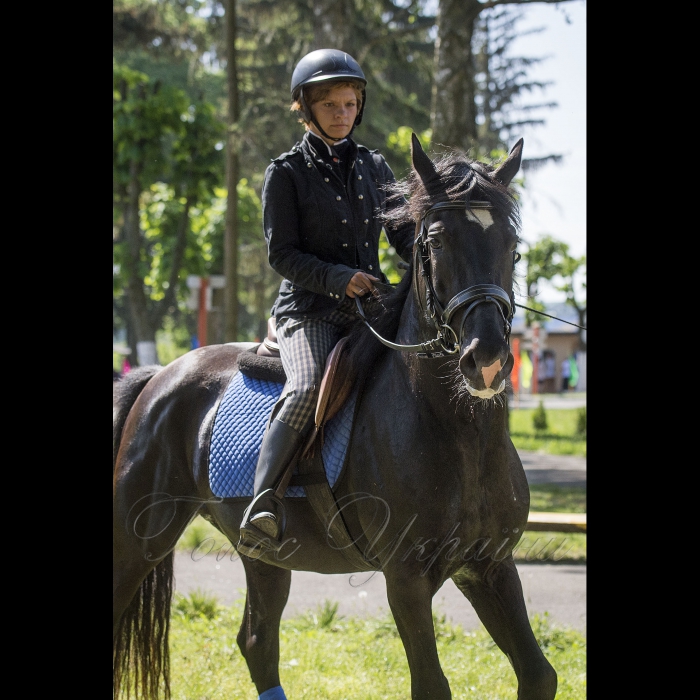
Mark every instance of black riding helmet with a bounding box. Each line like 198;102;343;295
291;49;367;140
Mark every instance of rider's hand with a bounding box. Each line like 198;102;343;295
345;271;381;299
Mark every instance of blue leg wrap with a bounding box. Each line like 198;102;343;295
258;686;287;700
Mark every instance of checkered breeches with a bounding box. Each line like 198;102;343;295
275;298;362;432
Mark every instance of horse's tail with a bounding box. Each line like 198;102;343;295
113;553;174;700
113;365;162;473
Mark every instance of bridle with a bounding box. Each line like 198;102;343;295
355;200;515;358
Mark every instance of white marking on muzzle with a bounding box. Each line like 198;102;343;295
465;379;506;399
481;359;502;388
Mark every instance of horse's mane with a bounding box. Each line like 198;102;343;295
337;147;521;397
382;148;521;232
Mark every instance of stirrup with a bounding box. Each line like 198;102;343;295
238;489;288;558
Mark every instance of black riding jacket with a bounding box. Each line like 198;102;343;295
263;131;415;319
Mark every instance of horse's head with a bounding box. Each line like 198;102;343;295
408;133;523;400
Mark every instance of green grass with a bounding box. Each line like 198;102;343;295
165;593;586;699
508;407;586;457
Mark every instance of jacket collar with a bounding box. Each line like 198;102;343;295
302;131;357;163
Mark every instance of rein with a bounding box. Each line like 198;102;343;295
355;199;586;357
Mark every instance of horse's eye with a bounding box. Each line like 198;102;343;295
428;238;442;249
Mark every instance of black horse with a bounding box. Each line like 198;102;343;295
113;134;558;699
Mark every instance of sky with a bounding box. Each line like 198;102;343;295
506;1;587;301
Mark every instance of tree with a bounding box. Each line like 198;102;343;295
224;0;240;341
113;0;580;362
520;234;586;349
520;234;568;323
473;6;559;165
431;0;580;158
113;62;225;365
553;251;586;350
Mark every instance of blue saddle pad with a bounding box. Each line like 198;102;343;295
208;371;357;498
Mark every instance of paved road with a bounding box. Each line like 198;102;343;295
173;552;586;633
173;448;587;635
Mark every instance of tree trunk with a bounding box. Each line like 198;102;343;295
159;193;193;316
431;0;482;152
312;0;355;53
124;157;159;365
224;0;240;342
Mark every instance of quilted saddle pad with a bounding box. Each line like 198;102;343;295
208;371;357;498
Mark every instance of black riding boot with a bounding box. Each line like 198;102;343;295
237;418;305;557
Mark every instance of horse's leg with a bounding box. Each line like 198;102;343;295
383;568;452;699
237;557;292;698
452;556;558;700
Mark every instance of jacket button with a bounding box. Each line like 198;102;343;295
324;177;329;182
364;219;369;224
342;243;348;247
357;175;363;180
368;265;373;270
307;162;312;168
336;196;341;201
329;292;334;297
335;294;340;298
358;194;363;200
358;159;363;164
341;219;347;224
364;242;369;247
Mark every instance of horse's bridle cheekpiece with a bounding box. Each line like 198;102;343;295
356;200;514;358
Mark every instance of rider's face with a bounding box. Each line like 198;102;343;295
310;86;359;144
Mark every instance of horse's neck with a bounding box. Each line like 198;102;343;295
391;294;462;413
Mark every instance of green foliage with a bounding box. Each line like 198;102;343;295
173;589;220;621
512;532;585;563
385;125;433;178
298;599;344;631
113;0;583;359
156;316;192;364
575;406;586;438
532;400;548;432
528;485;586;514
176;516;225;553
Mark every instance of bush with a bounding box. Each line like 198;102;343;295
575;406;586;437
532;400;548;432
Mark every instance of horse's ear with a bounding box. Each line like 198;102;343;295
411;132;442;194
493;138;524;187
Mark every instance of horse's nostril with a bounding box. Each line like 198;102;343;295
459;349;477;376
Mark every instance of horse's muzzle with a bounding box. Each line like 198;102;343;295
459;337;514;399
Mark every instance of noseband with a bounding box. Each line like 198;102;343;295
355;199;514;358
